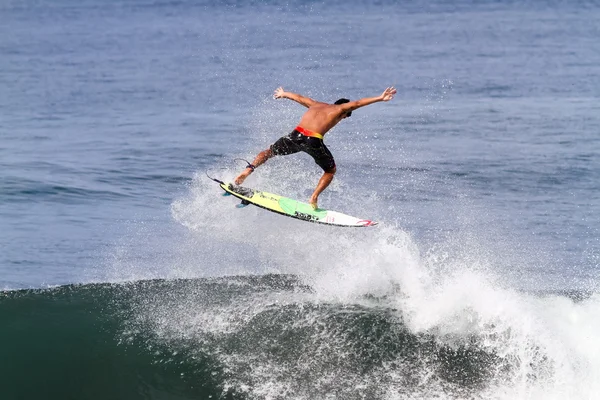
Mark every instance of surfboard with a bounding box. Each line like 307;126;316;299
213;179;377;227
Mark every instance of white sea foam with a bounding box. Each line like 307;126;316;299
163;167;600;399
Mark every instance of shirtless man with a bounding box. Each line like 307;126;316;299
235;86;397;209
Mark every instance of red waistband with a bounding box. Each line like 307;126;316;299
295;126;323;140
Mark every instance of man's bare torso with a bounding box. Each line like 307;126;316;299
296;103;345;136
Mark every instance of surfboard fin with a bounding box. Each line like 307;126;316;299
236;200;250;208
222;191;232;197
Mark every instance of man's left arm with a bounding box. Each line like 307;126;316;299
273;87;317;108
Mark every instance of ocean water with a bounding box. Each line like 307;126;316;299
1;0;599;399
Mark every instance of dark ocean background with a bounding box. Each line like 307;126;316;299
1;0;599;399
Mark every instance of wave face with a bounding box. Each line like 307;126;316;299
2;275;599;400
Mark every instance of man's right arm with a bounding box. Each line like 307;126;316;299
273;87;317;108
341;87;397;112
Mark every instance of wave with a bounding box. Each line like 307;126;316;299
0;173;191;205
0;176;134;205
2;275;599;400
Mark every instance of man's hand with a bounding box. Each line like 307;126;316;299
273;87;286;99
380;87;397;101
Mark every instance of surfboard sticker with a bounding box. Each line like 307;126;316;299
219;182;377;227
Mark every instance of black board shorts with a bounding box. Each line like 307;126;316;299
270;130;336;173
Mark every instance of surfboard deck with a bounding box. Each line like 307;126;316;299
218;182;377;227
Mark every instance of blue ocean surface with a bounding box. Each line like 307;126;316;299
1;0;599;399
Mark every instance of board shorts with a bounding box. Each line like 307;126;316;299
270;127;336;173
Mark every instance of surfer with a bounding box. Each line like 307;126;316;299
235;86;397;209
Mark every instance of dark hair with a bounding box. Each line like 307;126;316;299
334;98;352;117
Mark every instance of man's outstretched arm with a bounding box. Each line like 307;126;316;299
341;87;397;112
273;87;318;108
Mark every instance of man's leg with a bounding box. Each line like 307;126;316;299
235;133;300;185
309;167;336;210
234;148;273;185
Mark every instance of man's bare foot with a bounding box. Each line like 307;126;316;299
309;197;318;210
234;168;252;185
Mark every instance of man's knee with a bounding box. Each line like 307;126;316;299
325;166;336;175
261;148;274;159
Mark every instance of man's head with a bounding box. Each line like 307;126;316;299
334;98;352;118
